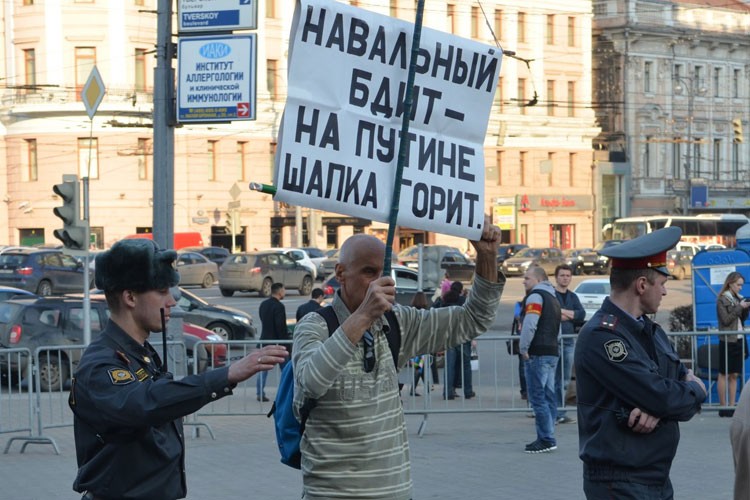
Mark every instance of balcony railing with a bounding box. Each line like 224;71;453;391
0;87;154;108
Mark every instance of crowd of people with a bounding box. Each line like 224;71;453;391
69;224;750;500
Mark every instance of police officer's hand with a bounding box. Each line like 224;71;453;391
227;345;289;384
683;368;707;395
627;408;660;433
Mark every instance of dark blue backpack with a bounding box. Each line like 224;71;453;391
267;306;400;469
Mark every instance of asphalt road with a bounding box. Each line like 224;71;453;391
185;274;695;335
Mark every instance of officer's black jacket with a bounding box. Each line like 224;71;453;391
575;297;705;485
70;320;234;500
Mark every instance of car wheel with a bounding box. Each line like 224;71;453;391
220;288;234;297
208;322;233;341
201;273;214;288
299;276;313;296
260;278;273;297
39;353;69;392
37;280;53;296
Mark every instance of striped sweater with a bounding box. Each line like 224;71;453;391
292;275;504;499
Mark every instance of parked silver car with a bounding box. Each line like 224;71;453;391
218;251;314;297
175;251;219;288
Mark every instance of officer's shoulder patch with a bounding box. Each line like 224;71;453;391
108;368;135;385
604;339;628;362
599;314;618;330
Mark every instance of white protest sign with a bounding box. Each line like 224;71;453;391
273;0;501;240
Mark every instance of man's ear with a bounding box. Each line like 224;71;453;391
334;263;344;283
634;276;648;296
122;289;137;308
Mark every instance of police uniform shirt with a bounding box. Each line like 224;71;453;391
70;319;234;499
575;297;705;484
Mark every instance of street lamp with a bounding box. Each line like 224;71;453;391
673;74;707;214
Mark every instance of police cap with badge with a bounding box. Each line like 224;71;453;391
95;238;180;292
598;226;682;277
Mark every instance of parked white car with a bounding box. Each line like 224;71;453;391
573;278;611;320
268;248;318;280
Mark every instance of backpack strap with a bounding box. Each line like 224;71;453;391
316;306;400;368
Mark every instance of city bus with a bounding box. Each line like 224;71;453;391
608;214;750;247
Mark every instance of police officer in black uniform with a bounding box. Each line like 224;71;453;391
70;239;288;500
575;227;706;499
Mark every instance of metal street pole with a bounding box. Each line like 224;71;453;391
153;0;175;249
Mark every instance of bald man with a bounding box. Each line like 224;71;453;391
292;218;506;500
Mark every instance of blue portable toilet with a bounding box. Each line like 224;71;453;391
692;223;750;404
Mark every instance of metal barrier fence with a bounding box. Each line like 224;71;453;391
193;331;746;437
1;330;746;452
0;341;188;454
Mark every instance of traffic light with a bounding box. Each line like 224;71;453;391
225;211;235;233
733;118;744;144
52;175;87;250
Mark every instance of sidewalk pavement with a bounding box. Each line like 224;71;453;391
1;408;735;499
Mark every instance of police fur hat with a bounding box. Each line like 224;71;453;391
95;238;180;292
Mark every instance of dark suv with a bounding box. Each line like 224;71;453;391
0;248;93;296
579;240;625;275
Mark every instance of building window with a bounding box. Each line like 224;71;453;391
267;59;278;100
494;77;503;111
390;0;397;18
567;81;575;117
495;150;503;185
673;64;683;81
567;17;575;47
713;139;721;179
693;66;703;90
135;48;147;92
78;138;98;179
25;139;37;181
75;47;96;98
692;141;702;177
208;140;218;181
520;151;528;186
672;140;682;179
546;14;554;45
733;69;741;98
135;0;145;6
546;152;554;186
517;12;526;43
494;9;502;40
644;136;652;177
568;153;576;187
732;143;740;180
447;4;456;34
518;78;527;115
644;61;652;93
471;7;480;38
546;80;555;116
713;67;721;98
266;0;276;18
137;138;149;180
237;141;247;180
22;0;33;5
23;49;36;89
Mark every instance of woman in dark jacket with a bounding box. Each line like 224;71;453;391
716;271;750;417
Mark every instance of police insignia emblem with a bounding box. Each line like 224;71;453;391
135;368;150;382
108;368;135;385
604;339;628;362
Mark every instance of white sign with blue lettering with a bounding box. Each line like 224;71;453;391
178;0;257;32
177;34;257;123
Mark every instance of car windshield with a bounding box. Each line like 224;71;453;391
177;288;208;306
0;254;26;267
0;302;20;325
576;282;611;294
594;240;623;251
514;248;541;258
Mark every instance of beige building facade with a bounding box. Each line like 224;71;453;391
593;0;750;222
0;0;598;252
